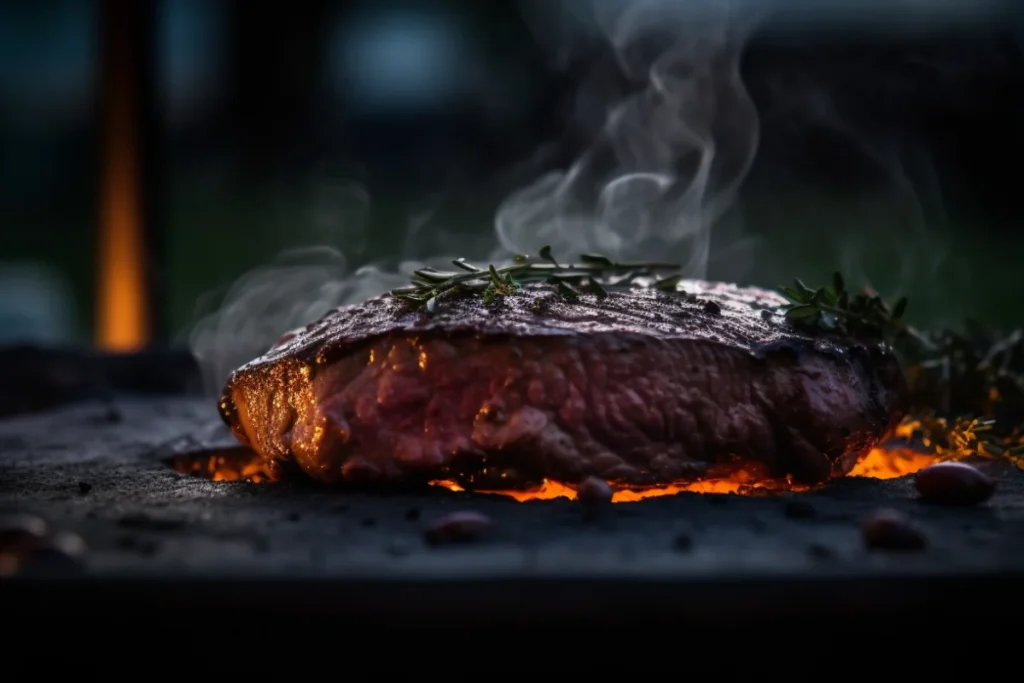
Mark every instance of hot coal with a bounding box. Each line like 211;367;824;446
221;280;907;489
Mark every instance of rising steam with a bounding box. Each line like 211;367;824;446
188;0;761;392
495;0;760;275
188;244;460;392
186;184;456;391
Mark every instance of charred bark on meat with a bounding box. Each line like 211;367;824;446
220;280;907;488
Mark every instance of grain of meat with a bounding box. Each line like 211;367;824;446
220;280;907;489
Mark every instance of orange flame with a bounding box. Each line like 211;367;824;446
431;465;813;502
170;420;945;499
95;1;147;351
429;447;938;502
426;420;942;501
170;449;279;484
846;447;937;479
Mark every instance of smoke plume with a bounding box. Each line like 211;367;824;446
187;183;456;391
188;0;762;391
495;0;760;275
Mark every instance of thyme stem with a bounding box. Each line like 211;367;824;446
388;247;681;306
778;272;1024;465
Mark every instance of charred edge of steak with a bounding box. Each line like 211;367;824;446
767;341;907;482
218;392;251;448
219;281;908;488
228;279;830;373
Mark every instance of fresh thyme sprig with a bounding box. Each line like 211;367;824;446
899;412;1024;464
778;273;1024;465
902;324;1024;418
778;273;908;342
778;274;1024;415
388;245;681;312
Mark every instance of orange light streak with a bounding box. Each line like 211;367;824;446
429;447;941;502
95;0;148;351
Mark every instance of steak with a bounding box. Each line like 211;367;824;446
219;280;907;488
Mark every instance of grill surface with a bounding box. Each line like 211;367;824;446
2;396;1024;622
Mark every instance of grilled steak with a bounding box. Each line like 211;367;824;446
219;280;907;488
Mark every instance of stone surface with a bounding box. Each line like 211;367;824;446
1;396;1024;583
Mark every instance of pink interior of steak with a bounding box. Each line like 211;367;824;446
226;328;904;488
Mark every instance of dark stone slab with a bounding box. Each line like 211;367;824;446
2;397;1024;622
0;345;202;419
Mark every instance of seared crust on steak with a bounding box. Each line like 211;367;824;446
220;280;907;488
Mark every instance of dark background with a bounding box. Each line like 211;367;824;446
1;0;1022;349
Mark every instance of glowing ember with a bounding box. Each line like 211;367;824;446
847;447;938;480
844;418;941;480
428;450;943;501
170;416;959;500
170;448;279;483
171;443;942;498
431;465;810;502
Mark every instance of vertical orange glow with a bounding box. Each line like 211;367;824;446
95;0;148;351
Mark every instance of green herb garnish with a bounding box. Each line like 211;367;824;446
778;273;908;341
778;273;1024;465
388;246;679;310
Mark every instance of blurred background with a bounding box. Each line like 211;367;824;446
1;0;1022;359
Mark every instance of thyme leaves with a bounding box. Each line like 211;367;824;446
388;246;680;311
779;274;907;341
778;274;1024;465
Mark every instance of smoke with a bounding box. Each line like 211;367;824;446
815;100;948;304
495;0;761;276
751;71;947;287
741;23;1013;326
186;182;452;391
188;0;763;392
